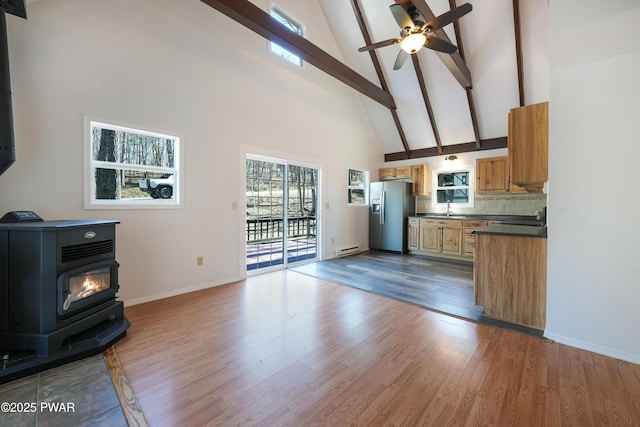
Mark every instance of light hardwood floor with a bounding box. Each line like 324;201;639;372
115;270;640;426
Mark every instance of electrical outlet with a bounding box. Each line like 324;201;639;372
197;256;204;266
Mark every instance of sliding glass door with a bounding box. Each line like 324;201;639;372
285;165;317;264
245;157;318;272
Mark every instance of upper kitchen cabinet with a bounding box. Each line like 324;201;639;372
508;102;548;190
379;165;428;196
411;164;429;196
476;156;508;193
476;156;527;194
379;166;411;181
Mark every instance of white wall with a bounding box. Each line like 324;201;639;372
546;2;640;363
0;0;383;304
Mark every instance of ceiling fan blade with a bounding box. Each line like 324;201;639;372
423;3;472;32
389;4;414;30
424;35;458;54
358;38;401;52
393;50;410;70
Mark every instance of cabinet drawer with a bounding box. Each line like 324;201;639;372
463;220;488;228
409;217;420;225
464;234;476;247
421;219;463;228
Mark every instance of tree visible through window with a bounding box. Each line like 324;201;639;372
348;169;368;205
86;119;181;208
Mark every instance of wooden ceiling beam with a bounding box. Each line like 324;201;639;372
384;137;507;161
449;0;480;149
200;0;395;109
349;0;410;155
513;0;525;106
395;0;472;88
411;55;443;155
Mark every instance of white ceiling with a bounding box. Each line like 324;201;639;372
319;0;549;155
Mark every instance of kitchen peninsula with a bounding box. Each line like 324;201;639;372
473;224;547;330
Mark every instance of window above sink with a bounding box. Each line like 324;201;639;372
432;168;475;208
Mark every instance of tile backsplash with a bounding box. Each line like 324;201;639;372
416;193;547;216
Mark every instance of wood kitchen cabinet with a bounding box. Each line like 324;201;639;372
407;217;420;251
476;156;528;194
462;220;488;258
476;156;508;193
379;166;411;181
411;164;429;196
395;166;411;179
474;233;547;329
509;102;548;190
419;219;462;256
379;167;396;180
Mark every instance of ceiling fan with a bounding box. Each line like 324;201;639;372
358;3;472;70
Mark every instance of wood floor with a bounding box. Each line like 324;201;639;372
115;270;640;426
291;251;483;321
291;251;543;337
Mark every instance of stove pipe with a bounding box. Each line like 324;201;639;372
0;1;26;176
0;11;15;176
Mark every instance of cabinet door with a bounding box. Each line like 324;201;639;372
442;227;462;255
395;166;411;179
411;164;429;196
379;168;395;180
476;157;508;193
419;224;440;252
509;102;548;186
408;219;419;251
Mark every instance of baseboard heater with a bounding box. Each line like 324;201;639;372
335;245;360;257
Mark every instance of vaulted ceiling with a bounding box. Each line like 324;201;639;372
204;0;549;160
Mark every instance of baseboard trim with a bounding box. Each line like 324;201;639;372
544;331;640;365
122;276;242;307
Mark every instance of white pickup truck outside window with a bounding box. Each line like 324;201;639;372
84;117;183;209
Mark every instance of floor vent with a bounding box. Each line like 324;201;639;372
335;245;360;257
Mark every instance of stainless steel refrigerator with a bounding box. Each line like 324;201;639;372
369;181;415;253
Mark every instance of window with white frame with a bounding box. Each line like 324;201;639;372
85;118;182;208
347;168;368;206
432;168;474;208
269;6;304;67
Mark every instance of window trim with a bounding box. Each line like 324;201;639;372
431;167;475;208
83;116;184;210
269;4;305;67
347;168;369;207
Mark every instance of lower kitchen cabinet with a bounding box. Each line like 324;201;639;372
462;220;488;258
474;233;547;329
418;219;462;256
409;217;488;261
408;217;419;251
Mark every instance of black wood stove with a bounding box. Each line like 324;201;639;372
0;215;130;384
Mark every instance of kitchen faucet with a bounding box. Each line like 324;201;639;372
446;200;452;217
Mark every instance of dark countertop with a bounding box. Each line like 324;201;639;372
414;214;541;226
472;224;547;238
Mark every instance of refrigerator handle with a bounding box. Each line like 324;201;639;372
380;190;385;225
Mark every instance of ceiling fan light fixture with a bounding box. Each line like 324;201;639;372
400;33;426;54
